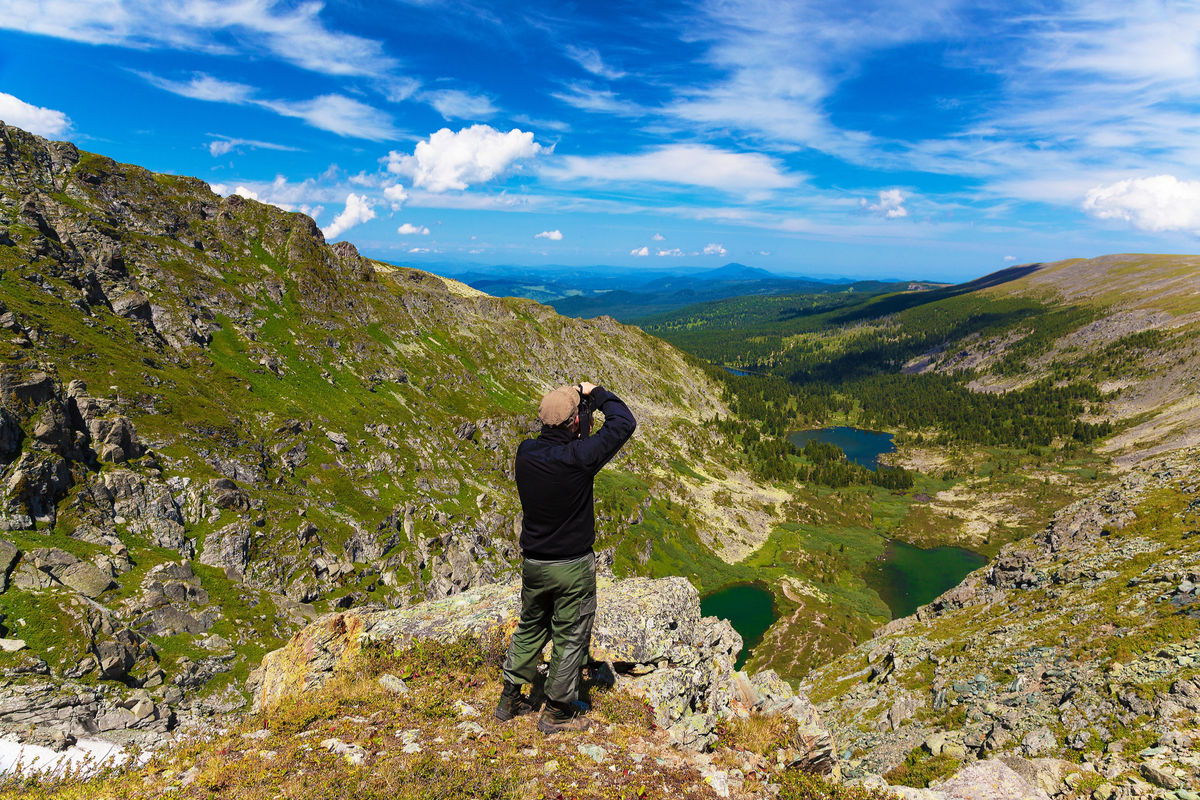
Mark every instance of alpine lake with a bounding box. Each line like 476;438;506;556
702;427;987;666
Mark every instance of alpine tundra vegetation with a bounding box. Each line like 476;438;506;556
2;120;1200;799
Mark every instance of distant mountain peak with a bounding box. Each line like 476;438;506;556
703;263;775;280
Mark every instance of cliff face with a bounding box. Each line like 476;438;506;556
0;123;783;746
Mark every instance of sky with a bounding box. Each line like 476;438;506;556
2;0;1200;281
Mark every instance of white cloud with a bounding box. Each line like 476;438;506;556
535;229;563;240
564;45;625;80
141;71;396;140
631;246;649;256
139;72;254;103
408;247;430;253
208;134;298;157
0;91;71;136
702;243;727;256
863;189;908;219
1083;174;1200;233
546;144;798;193
0;0;397;77
259;94;397;140
234;185;260;200
1004;255;1017;262
423;89;497;120
550;82;642;116
386;125;547;192
323;193;376;240
384;183;409;210
397;223;430;235
657;248;684;257
651;233;665;241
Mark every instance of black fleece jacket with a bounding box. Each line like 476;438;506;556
515;386;637;560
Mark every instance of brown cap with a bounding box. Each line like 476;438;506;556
538;384;580;426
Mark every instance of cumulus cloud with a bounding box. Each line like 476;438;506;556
651;232;665;241
545;144;798;192
657;248;684;257
1083;175;1200;232
323;193;376;240
0;91;71;136
535;229;563;240
631;246;649;256
1004;255;1017;262
863;188;908;218
423;89;497;120
386;125;547;192
408;247;430;253
383;183;409;210
397;223;430;235
702;243;727;256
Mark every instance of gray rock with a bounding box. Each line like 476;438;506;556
199;521;252;578
0;539;18;591
58;561;114;598
1140;763;1182;790
578;743;607;763
928;758;1051;799
0;638;26;652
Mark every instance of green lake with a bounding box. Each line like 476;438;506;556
866;539;988;618
700;582;776;670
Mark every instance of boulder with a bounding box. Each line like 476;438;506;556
0;539;18;591
58;561;115;598
0;371;55;406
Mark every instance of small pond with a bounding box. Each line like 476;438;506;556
723;366;750;376
787;426;896;470
866;539;988;619
700;582;776;670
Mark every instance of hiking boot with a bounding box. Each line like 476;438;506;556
537;709;593;735
494;684;536;722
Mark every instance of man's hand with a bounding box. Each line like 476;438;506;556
578;381;597;396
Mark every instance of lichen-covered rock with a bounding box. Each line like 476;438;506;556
252;575;837;766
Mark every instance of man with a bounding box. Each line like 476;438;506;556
495;380;636;734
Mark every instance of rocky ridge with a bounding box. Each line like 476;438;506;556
808;447;1200;799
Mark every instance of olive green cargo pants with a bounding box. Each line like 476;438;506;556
502;552;596;707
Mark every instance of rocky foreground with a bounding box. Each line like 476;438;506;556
809;447;1200;799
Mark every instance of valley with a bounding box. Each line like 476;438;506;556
2;120;1200;798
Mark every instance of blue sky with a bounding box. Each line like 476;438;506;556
2;0;1200;281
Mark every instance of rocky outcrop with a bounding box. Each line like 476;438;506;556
253;575;837;770
815;449;1200;795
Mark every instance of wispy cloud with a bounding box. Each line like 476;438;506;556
423;89;497;120
863;189;908;219
0;0;398;77
564;45;625;80
140;71;398;140
544;144;800;193
208;134;299;157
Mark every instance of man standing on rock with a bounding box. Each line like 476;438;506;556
495;381;636;733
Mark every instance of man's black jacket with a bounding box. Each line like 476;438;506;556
515;386;636;560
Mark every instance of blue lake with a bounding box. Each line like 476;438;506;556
723;366;750;376
700;583;776;670
788;426;896;470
